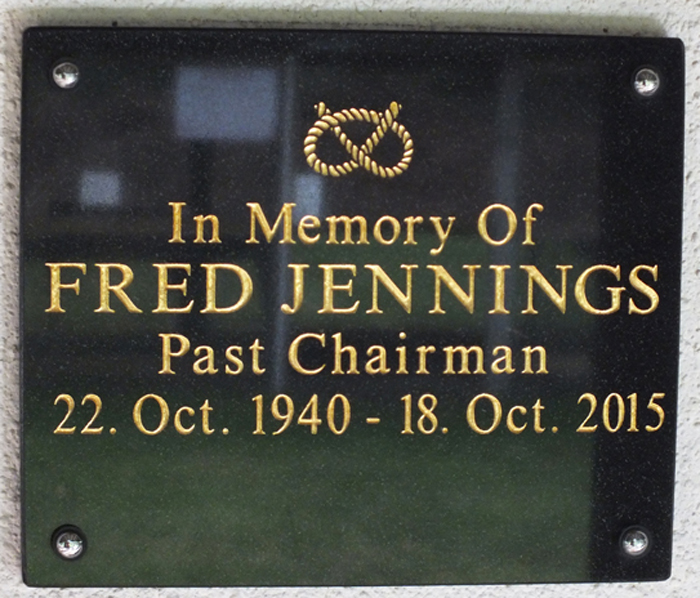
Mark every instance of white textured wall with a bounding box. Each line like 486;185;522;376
2;1;699;596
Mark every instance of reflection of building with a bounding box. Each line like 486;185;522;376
175;66;280;141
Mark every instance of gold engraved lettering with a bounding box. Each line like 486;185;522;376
603;393;625;433
373;215;401;245
396;332;408;374
327;394;351;435
522;203;544;245
478;204;517;246
491;346;515;374
628;264;660;315
532;399;546;433
627;393;640;432
298;394;321;434
646;393;665;432
298;215;321;244
304;101;413;178
576;393;598;433
193;214;221;244
168;202;186;244
416;345;436;374
252;394;265;435
133;394;169;436
200;399;214;435
225;346;244;374
153;264;194;313
332;332;359;374
288;332;326;375
522;346;548;374
272;394;295;434
200;264;253;314
443;346;486;374
94;263;142;313
326;215;369;245
401;394;414;434
365;345;390;374
574;264;624;315
246;202;296;244
281;264;309;315
429;216;455;255
318;264;359;314
159;333;191;374
428;265;480;314
466;393;502;435
284;333;547;377
416;394;439;434
403;216;423;245
521;265;571;314
45;262;87;313
174;406;195;435
80;394;104;435
193;345;218;375
53;394;76;434
249;338;265;374
489;265;510;314
506;405;527;434
365;264;416;314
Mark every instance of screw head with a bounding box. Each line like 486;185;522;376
52;525;86;560
633;67;660;97
620;526;651;558
52;62;80;89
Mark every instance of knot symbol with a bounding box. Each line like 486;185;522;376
303;101;414;178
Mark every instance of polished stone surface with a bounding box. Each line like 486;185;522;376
21;28;684;586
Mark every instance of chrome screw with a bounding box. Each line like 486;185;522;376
620;526;651;558
52;62;80;89
52;526;86;560
633;68;660;97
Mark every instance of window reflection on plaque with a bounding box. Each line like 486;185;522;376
79;170;123;210
174;66;280;141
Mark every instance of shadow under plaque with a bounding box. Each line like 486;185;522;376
20;27;684;587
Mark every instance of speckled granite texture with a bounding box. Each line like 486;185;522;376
2;1;700;596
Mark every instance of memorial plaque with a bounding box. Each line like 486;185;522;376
21;28;684;586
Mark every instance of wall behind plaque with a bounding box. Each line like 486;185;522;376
1;0;699;596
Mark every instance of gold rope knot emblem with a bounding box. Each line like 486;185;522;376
303;101;414;178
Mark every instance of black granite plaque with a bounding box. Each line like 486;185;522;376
21;27;684;586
